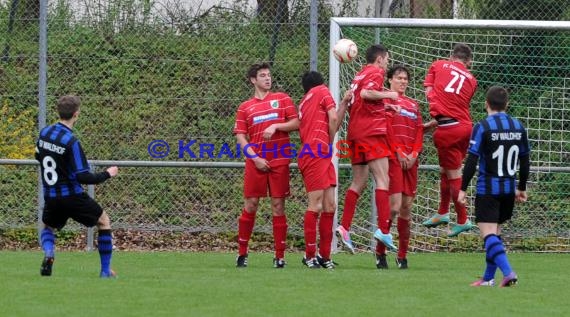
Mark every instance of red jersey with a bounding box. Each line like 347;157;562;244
423;60;477;124
385;95;423;155
298;84;336;151
233;92;298;166
347;65;387;140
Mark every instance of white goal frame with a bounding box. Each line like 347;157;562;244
328;18;570;253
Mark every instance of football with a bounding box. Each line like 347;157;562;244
333;38;358;63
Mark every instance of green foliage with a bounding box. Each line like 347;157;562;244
1;227;37;246
0;227;80;246
1;1;569;245
0;100;36;159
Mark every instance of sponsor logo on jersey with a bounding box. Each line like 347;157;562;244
399;108;418;120
253;112;279;124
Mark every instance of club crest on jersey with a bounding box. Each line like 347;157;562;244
270;100;279;109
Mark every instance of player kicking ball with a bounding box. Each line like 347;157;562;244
35;95;118;278
458;86;530;287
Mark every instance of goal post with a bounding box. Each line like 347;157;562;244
329;18;570;253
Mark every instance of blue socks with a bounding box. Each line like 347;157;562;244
98;230;113;274
484;234;512;278
41;228;55;258
483;256;498;281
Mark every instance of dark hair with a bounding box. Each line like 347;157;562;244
247;62;271;82
387;64;410;80
57;95;81;120
365;44;389;64
486;86;509;111
301;71;324;93
451;43;473;63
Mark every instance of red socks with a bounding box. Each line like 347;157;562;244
397;217;410;259
449;177;467;224
375;189;391;234
341;189;359;230
438;173;450;215
237;209;256;256
375;218;392;255
239;210;289;259
303;210;319;258
376;217;410;259
304;211;335;259
272;215;288;259
318;212;334;259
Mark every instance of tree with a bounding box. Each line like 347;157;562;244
257;0;289;23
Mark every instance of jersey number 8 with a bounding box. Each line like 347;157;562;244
42;156;58;186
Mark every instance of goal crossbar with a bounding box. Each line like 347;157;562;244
331;18;570;30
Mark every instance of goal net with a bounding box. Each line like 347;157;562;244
330;18;570;252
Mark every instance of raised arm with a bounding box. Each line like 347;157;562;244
361;89;398;101
334;89;352;132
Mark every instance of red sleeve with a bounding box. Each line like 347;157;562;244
423;62;437;87
283;95;298;119
362;71;384;92
233;106;248;135
321;89;336;112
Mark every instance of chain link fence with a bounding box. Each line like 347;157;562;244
1;0;569;251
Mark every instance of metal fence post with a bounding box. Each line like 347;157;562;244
36;0;48;244
309;0;318;71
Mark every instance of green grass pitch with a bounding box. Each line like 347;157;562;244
0;251;568;317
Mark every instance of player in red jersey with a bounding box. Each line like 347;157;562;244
335;44;400;259
375;65;423;269
422;43;478;237
297;71;351;269
233;62;300;268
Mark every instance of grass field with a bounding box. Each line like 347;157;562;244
0;251;568;317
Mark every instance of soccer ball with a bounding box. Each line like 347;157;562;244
333;39;358;63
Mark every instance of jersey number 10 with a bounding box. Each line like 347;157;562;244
492;144;520;177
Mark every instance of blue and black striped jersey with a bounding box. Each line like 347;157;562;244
35;123;90;199
468;112;530;195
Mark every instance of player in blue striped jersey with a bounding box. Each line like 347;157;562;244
458;86;530;287
35;95;119;278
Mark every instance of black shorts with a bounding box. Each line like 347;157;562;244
474;194;515;224
42;193;103;229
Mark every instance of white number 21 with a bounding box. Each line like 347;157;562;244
444;70;466;94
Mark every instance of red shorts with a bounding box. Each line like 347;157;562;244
243;160;290;198
344;135;391;165
388;158;418;196
433;122;472;169
299;157;336;192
